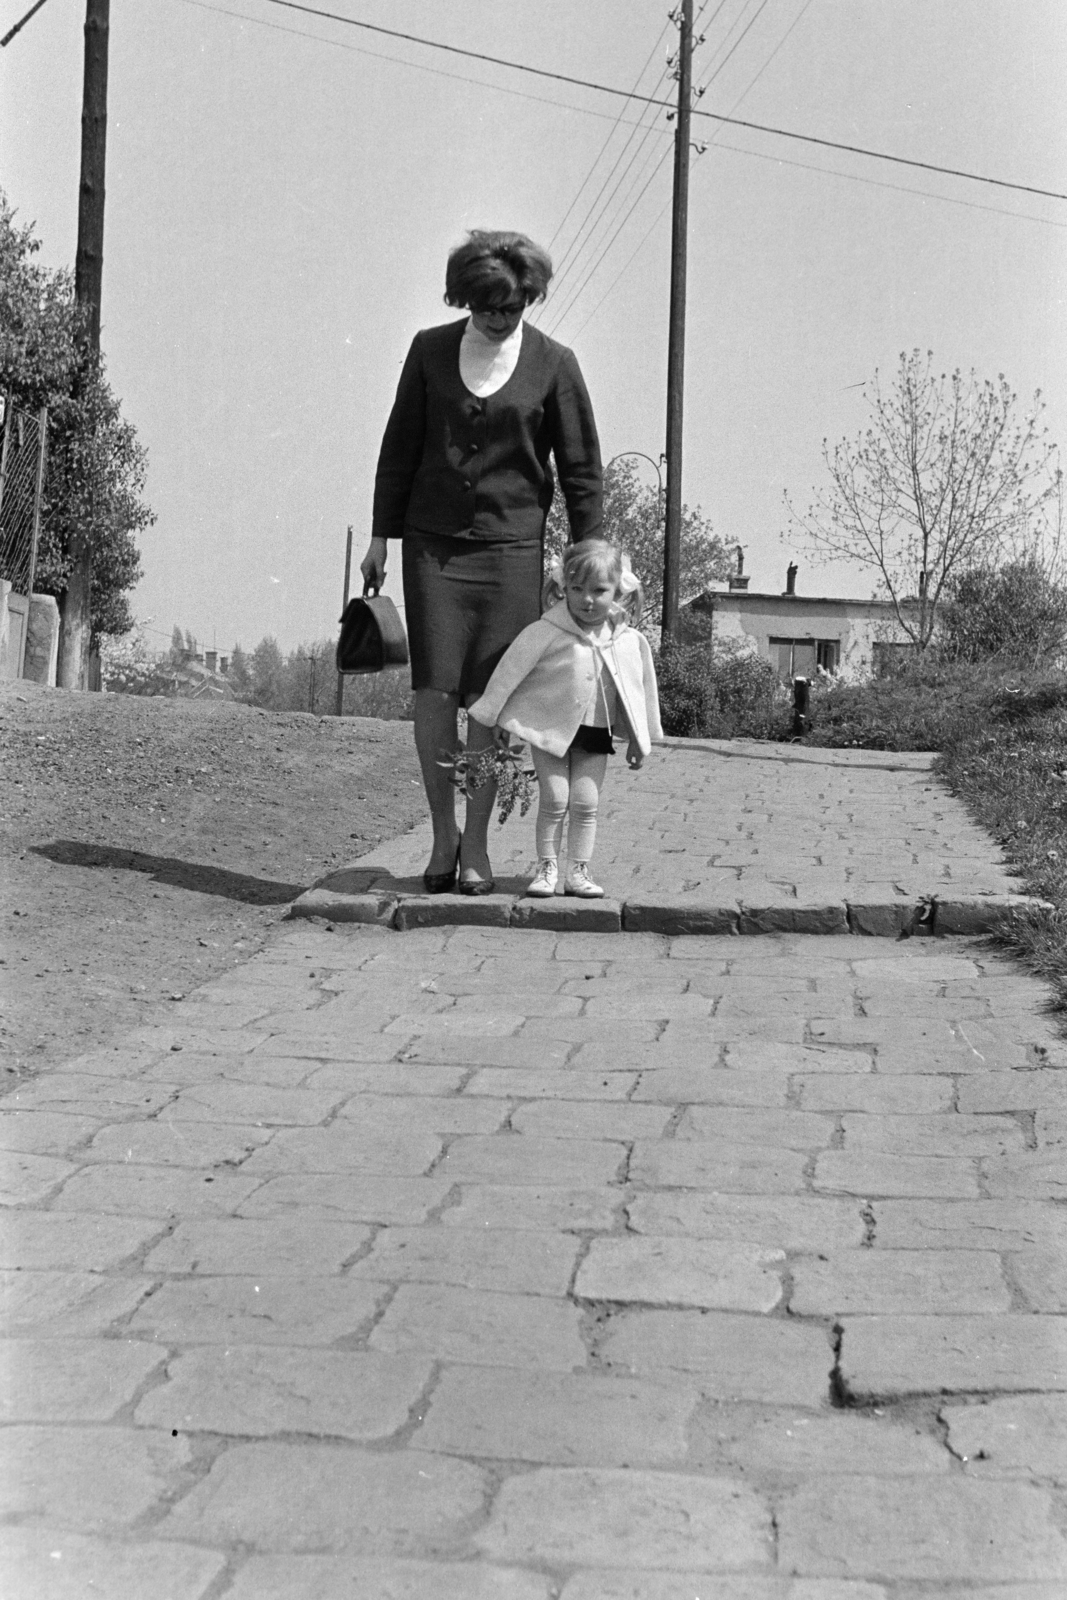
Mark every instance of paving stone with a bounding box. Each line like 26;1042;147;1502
569;1037;709;1072
872;1198;1067;1252
0;1111;106;1156
142;1215;372;1275
397;1035;573;1069
0;1528;225;1600
0;1270;152;1337
476;1465;772;1570
51;1164;265;1217
561;1577;887;1600
384;1010;526;1036
797;1074;954;1114
160;1441;486;1551
155;1081;344;1124
510;1101;673;1140
777;1475;1067;1580
238;1124;443;1176
627;1193;864;1251
83;1120;275;1167
705;1403;950;1482
842;1112;1026;1157
957;1071;1067;1113
941;1394;1067;1481
135;1345;431;1439
600;1310;832;1405
839;1315;1067;1397
237;1174;451;1223
630;1139;807;1194
126;1274;387;1345
576;1237;783;1311
814;1150;980;1198
223;1555;552;1600
0;1338;164;1422
442;1184;622;1233
0;1150;78;1204
738;903;849;935
1008;1247;1067;1311
677;1107;835;1150
465;1068;640;1100
304;1062;467;1095
983;1151;1067;1201
416;1366;699;1466
369;1283;586;1368
349;1224;580;1294
0;1425;191;1531
438;1134;627;1187
631;1068;792;1107
0;1210;162;1270
333;1092;508;1136
791;1249;1011;1315
5;1076;178;1119
723;1042;873;1075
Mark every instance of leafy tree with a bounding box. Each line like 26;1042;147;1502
169;624;185;663
0;192;153;646
228;643;253;699
546;457;730;632
940;558;1067;667
251;636;284;708
787;350;1061;649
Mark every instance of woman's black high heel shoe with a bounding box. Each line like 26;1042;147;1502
458;849;495;896
423;846;460;895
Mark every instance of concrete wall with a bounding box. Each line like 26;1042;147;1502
685;591;916;678
0;586;59;685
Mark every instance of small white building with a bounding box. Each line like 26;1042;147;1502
682;560;919;680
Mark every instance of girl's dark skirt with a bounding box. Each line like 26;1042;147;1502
402;533;543;698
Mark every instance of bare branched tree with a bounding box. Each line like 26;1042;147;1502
785;350;1062;648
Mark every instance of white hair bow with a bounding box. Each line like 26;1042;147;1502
617;552;641;594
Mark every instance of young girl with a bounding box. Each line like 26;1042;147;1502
467;539;662;898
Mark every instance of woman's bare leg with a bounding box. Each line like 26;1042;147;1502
459;707;497;885
413;688;462;875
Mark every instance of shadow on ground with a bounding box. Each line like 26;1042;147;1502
32;841;305;905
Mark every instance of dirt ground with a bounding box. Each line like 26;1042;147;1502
0;682;425;1077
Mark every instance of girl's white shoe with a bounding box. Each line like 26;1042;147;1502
527;859;559;897
564;862;604;898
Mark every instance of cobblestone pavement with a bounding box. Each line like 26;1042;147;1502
297;741;1026;935
3;912;1066;1596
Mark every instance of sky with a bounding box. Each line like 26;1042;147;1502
3;0;1065;654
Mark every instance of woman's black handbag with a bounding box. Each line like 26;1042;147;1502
336;584;409;675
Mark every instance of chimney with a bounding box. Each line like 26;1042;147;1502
219;656;229;675
727;543;750;591
205;650;218;673
784;563;797;596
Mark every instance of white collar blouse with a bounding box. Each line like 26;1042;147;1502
459;317;524;398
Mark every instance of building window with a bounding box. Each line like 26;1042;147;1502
769;637;839;681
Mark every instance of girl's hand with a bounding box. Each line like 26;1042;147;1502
494;726;511;749
626;741;644;770
359;536;388;592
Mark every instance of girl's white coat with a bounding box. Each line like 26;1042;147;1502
467;600;663;759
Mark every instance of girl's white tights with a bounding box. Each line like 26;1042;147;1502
532;745;608;864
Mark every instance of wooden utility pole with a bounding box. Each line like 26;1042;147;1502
58;0;109;690
660;0;693;643
334;524;353;716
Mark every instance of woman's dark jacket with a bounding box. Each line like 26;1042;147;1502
372;319;603;545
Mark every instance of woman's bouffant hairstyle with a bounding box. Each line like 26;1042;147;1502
543;539;644;626
445;230;553;311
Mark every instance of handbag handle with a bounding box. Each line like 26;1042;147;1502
362;579;381;599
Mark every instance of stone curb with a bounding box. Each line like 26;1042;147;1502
289;886;1047;938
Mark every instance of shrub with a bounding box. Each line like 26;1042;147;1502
342;667;415;721
655;640;788;739
939;558;1067;667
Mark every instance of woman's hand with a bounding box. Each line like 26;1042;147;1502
360;537;388;592
493;726;511;749
626;740;644;770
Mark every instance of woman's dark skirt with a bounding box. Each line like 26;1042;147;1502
402;533;543;698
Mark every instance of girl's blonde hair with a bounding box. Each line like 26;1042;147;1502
543;538;644;625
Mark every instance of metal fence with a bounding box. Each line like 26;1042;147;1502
0;400;49;598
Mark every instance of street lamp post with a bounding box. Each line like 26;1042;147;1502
605;451;665;503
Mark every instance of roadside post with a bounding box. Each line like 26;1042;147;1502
335;524;353;716
793;675;811;738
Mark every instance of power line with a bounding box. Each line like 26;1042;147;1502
0;0;52;49
257;0;1067;203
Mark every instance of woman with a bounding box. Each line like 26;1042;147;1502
361;229;603;894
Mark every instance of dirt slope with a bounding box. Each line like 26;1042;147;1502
0;683;424;1076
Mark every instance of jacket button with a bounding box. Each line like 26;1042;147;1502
463;481;471;491
470;444;479;453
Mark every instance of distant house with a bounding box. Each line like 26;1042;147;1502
681;557;919;680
